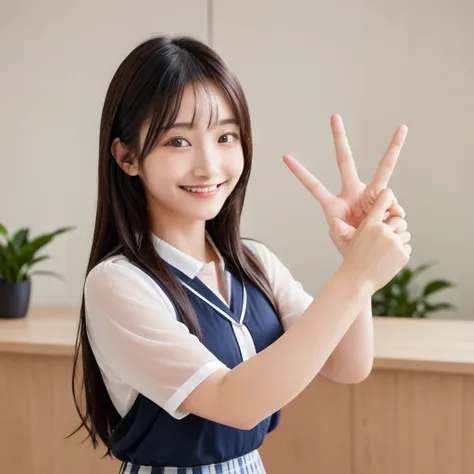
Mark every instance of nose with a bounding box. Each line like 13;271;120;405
193;142;221;179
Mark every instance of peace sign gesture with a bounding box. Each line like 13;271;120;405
284;114;408;254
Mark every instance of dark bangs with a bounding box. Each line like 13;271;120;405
119;44;251;168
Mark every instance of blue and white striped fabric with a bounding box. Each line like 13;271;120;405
119;449;266;474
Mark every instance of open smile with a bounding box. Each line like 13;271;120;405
179;182;226;195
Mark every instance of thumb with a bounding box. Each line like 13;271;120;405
329;218;356;249
368;188;394;222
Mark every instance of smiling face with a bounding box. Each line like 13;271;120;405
116;81;245;237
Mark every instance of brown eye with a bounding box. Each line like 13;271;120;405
218;133;239;143
166;137;191;147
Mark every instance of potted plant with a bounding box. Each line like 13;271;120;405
371;262;455;318
0;223;74;319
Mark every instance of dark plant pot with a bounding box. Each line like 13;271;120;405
0;279;31;319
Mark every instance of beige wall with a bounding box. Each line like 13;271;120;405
1;0;472;318
213;0;474;319
0;0;209;307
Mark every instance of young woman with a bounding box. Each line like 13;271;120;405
72;35;411;474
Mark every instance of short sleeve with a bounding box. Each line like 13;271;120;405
243;239;314;331
84;256;228;420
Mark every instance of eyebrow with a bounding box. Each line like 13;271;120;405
168;118;239;130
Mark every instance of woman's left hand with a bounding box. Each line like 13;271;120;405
283;114;408;255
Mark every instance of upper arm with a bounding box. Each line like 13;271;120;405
244;240;361;382
84;257;233;422
243;239;314;331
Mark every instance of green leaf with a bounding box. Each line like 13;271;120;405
0;226;74;281
373;305;389;316
0;247;15;282
5;241;20;281
14;245;35;269
394;296;418;317
422;280;454;297
408;301;419;317
398;268;413;286
11;228;29;251
16;227;74;269
30;270;66;282
412;262;436;278
30;255;50;267
371;290;391;316
370;261;453;318
425;302;456;312
28;227;74;252
386;304;400;316
18;255;50;277
0;223;7;236
372;289;385;302
382;281;395;297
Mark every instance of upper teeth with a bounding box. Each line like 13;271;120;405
182;185;219;193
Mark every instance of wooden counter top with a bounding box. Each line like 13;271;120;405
0;307;79;356
0;307;473;374
372;316;474;375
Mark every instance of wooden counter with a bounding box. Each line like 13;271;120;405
0;306;79;356
1;307;473;473
2;307;473;372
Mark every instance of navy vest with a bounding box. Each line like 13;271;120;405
110;261;285;467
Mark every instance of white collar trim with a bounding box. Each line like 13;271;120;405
151;232;226;279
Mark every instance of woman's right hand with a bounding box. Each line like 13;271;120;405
341;188;411;294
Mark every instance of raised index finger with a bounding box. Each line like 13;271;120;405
371;124;408;189
331;114;360;193
283;154;333;210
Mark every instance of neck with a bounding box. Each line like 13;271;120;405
150;218;215;263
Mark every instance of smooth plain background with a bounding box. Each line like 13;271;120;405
1;0;472;318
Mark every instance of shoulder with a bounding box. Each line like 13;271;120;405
242;238;280;268
86;255;153;296
242;238;290;282
242;237;311;294
85;255;176;315
243;239;313;330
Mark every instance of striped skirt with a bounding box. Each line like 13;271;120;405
119;450;266;474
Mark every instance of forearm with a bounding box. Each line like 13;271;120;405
219;265;371;428
320;298;374;383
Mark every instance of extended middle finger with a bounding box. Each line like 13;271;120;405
331;114;360;193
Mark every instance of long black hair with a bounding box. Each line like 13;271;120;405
71;35;277;456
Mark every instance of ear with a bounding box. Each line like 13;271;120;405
111;137;139;176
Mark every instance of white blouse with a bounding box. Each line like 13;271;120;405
84;235;313;420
